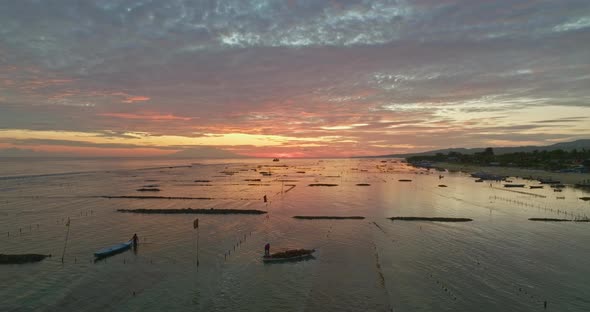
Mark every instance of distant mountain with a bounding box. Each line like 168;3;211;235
360;139;590;158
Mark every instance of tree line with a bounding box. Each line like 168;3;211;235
408;148;590;171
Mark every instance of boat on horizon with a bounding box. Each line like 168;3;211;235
471;172;506;181
539;178;561;184
504;184;526;188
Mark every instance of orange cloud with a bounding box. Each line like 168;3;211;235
122;96;150;103
99;112;191;121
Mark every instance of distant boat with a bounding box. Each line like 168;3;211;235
539;178;561;184
94;240;132;259
262;249;315;263
504;184;525;188
530;185;544;189
398;179;412;182
471;172;506;181
273;158;280;162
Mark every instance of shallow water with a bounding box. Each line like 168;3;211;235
1;158;589;311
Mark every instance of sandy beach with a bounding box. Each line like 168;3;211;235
435;162;590;185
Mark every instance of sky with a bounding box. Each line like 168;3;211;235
0;0;589;158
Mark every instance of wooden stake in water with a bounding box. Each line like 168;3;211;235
193;218;199;268
61;218;71;263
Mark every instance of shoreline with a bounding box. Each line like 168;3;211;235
433;162;590;185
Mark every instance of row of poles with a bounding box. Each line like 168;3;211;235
4;210;93;239
490;195;589;220
371;219;552;309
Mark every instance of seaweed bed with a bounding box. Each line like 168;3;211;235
293;216;365;220
529;218;589;222
101;196;213;200
389;217;473;222
308;184;339;187
136;188;161;192
0;254;51;264
356;183;371;186
117;208;267;215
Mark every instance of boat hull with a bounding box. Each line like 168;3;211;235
94;241;132;258
262;250;315;263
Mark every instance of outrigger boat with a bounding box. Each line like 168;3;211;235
94;240;132;259
262;249;315;263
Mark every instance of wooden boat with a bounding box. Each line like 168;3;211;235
262;249;315;263
94;240;132;258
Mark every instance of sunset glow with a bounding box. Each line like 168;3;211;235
0;1;589;157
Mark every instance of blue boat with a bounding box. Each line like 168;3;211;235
94;240;132;258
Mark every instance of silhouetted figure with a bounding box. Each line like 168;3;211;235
132;233;138;247
544;301;547;309
264;243;270;256
263;195;267;203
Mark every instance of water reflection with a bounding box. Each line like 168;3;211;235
0;158;589;311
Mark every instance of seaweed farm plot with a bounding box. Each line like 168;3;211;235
389;217;473;222
293;216;365;220
117;208;267;215
0;253;51;264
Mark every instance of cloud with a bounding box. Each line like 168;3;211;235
121;96;151;103
0;1;589;156
98;112;191;121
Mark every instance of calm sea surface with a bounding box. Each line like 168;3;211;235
1;158;589;311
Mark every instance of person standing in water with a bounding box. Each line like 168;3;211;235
264;243;270;256
132;233;138;247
